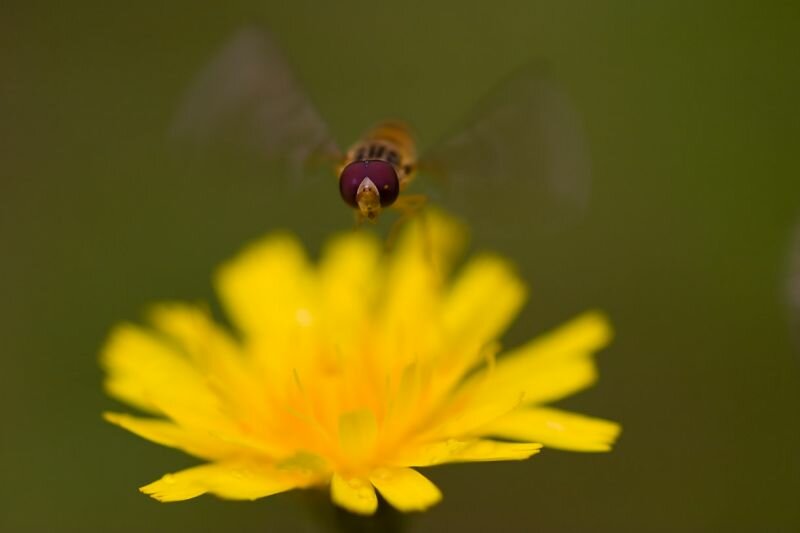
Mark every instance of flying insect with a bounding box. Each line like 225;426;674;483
172;27;591;234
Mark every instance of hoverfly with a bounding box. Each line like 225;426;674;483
172;27;590;237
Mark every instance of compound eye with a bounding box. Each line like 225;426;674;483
339;160;400;207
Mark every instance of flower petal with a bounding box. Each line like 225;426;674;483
215;233;312;339
330;474;378;515
370;467;441;512
440;254;526;370
375;210;467;366
101;324;225;428
479;407;621;452
338;409;378;461
460;311;612;407
318;232;382;343
147;303;264;418
396;438;541;467
104;412;252;460
392;208;467;278
141;461;314;502
147;303;244;377
425;387;526;438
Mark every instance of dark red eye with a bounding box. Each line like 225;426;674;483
338;160;400;207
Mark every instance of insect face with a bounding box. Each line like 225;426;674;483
338;160;400;219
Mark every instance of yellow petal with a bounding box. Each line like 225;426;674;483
318;232;382;341
330;474;377;515
100;324;225;428
392;208;467;278
214;233;312;339
370;467;441;512
441;254;526;369
339;409;378;461
368;210;465;379
460;311;611;408
146;303;265;422
425;386;526;439
147;303;241;373
396;438;541;467
141;461;314;502
103;412;252;460
479;407;621;452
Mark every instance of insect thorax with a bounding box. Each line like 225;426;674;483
340;122;417;189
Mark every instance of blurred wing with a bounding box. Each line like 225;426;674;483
422;65;591;240
171;26;341;177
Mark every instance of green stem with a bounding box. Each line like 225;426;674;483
302;489;406;533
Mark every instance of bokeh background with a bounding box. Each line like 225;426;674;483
3;1;799;531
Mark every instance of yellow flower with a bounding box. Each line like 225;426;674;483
101;210;620;515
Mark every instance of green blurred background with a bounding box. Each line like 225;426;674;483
3;1;799;531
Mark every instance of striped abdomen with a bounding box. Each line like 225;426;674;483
339;121;417;190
